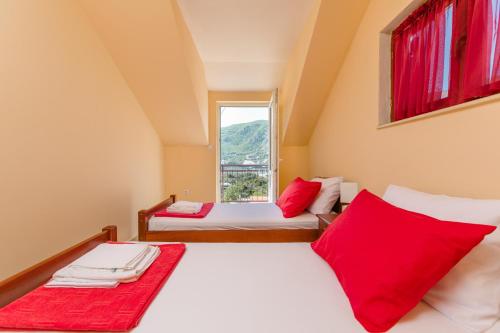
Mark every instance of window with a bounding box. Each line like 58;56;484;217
217;105;274;203
391;0;500;122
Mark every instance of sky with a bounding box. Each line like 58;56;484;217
220;106;269;127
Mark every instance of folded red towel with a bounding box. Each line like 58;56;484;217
154;202;214;218
0;244;185;332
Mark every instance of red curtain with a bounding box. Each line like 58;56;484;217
392;0;453;121
393;0;500;121
462;0;500;100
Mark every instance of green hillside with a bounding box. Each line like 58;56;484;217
220;120;269;165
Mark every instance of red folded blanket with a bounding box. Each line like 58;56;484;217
154;202;214;218
0;244;185;332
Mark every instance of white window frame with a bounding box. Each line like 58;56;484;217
377;0;500;128
215;101;278;203
379;0;427;127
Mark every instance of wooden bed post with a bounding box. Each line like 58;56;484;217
0;226;118;308
138;210;147;241
138;195;176;242
102;225;117;242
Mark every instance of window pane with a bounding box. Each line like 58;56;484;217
442;4;454;98
490;0;500;81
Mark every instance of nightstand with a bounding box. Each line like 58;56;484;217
317;213;338;236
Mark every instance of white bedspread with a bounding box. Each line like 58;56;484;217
13;243;500;333
148;203;319;231
138;243;500;333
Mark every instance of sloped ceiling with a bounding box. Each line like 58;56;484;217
78;0;368;146
280;0;370;146
79;0;208;145
177;0;317;91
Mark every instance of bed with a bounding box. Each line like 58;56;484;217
138;195;341;242
1;226;498;333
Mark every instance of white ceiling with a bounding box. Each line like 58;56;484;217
177;0;317;91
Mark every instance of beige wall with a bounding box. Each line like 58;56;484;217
279;146;310;193
0;0;164;279
280;0;321;141
164;144;215;202
309;0;500;199
165;91;271;202
80;0;209;145
280;0;370;146
172;0;209;139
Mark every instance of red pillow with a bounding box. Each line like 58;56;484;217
277;177;321;218
311;190;496;332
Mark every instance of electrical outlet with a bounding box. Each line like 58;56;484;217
183;189;191;196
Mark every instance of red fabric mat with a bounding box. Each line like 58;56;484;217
154;202;214;218
0;244;185;332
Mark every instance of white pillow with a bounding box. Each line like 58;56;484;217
307;177;343;214
383;185;500;333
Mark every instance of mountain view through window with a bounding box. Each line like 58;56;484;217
219;106;270;202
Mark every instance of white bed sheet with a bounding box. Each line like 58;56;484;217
137;243;500;333
15;243;500;333
148;203;319;231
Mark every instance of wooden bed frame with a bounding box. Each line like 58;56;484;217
138;195;341;242
0;225;117;308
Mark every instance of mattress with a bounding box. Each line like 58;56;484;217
148;203;319;231
13;243;500;333
138;243;499;333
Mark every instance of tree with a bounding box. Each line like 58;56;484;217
223;173;268;202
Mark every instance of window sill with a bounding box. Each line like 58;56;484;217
377;93;500;129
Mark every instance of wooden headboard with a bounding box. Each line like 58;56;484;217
0;225;117;308
138;195;176;241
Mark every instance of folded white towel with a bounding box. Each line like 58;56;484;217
45;278;119;288
167;201;203;214
70;243;150;271
52;245;160;285
171;200;203;208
